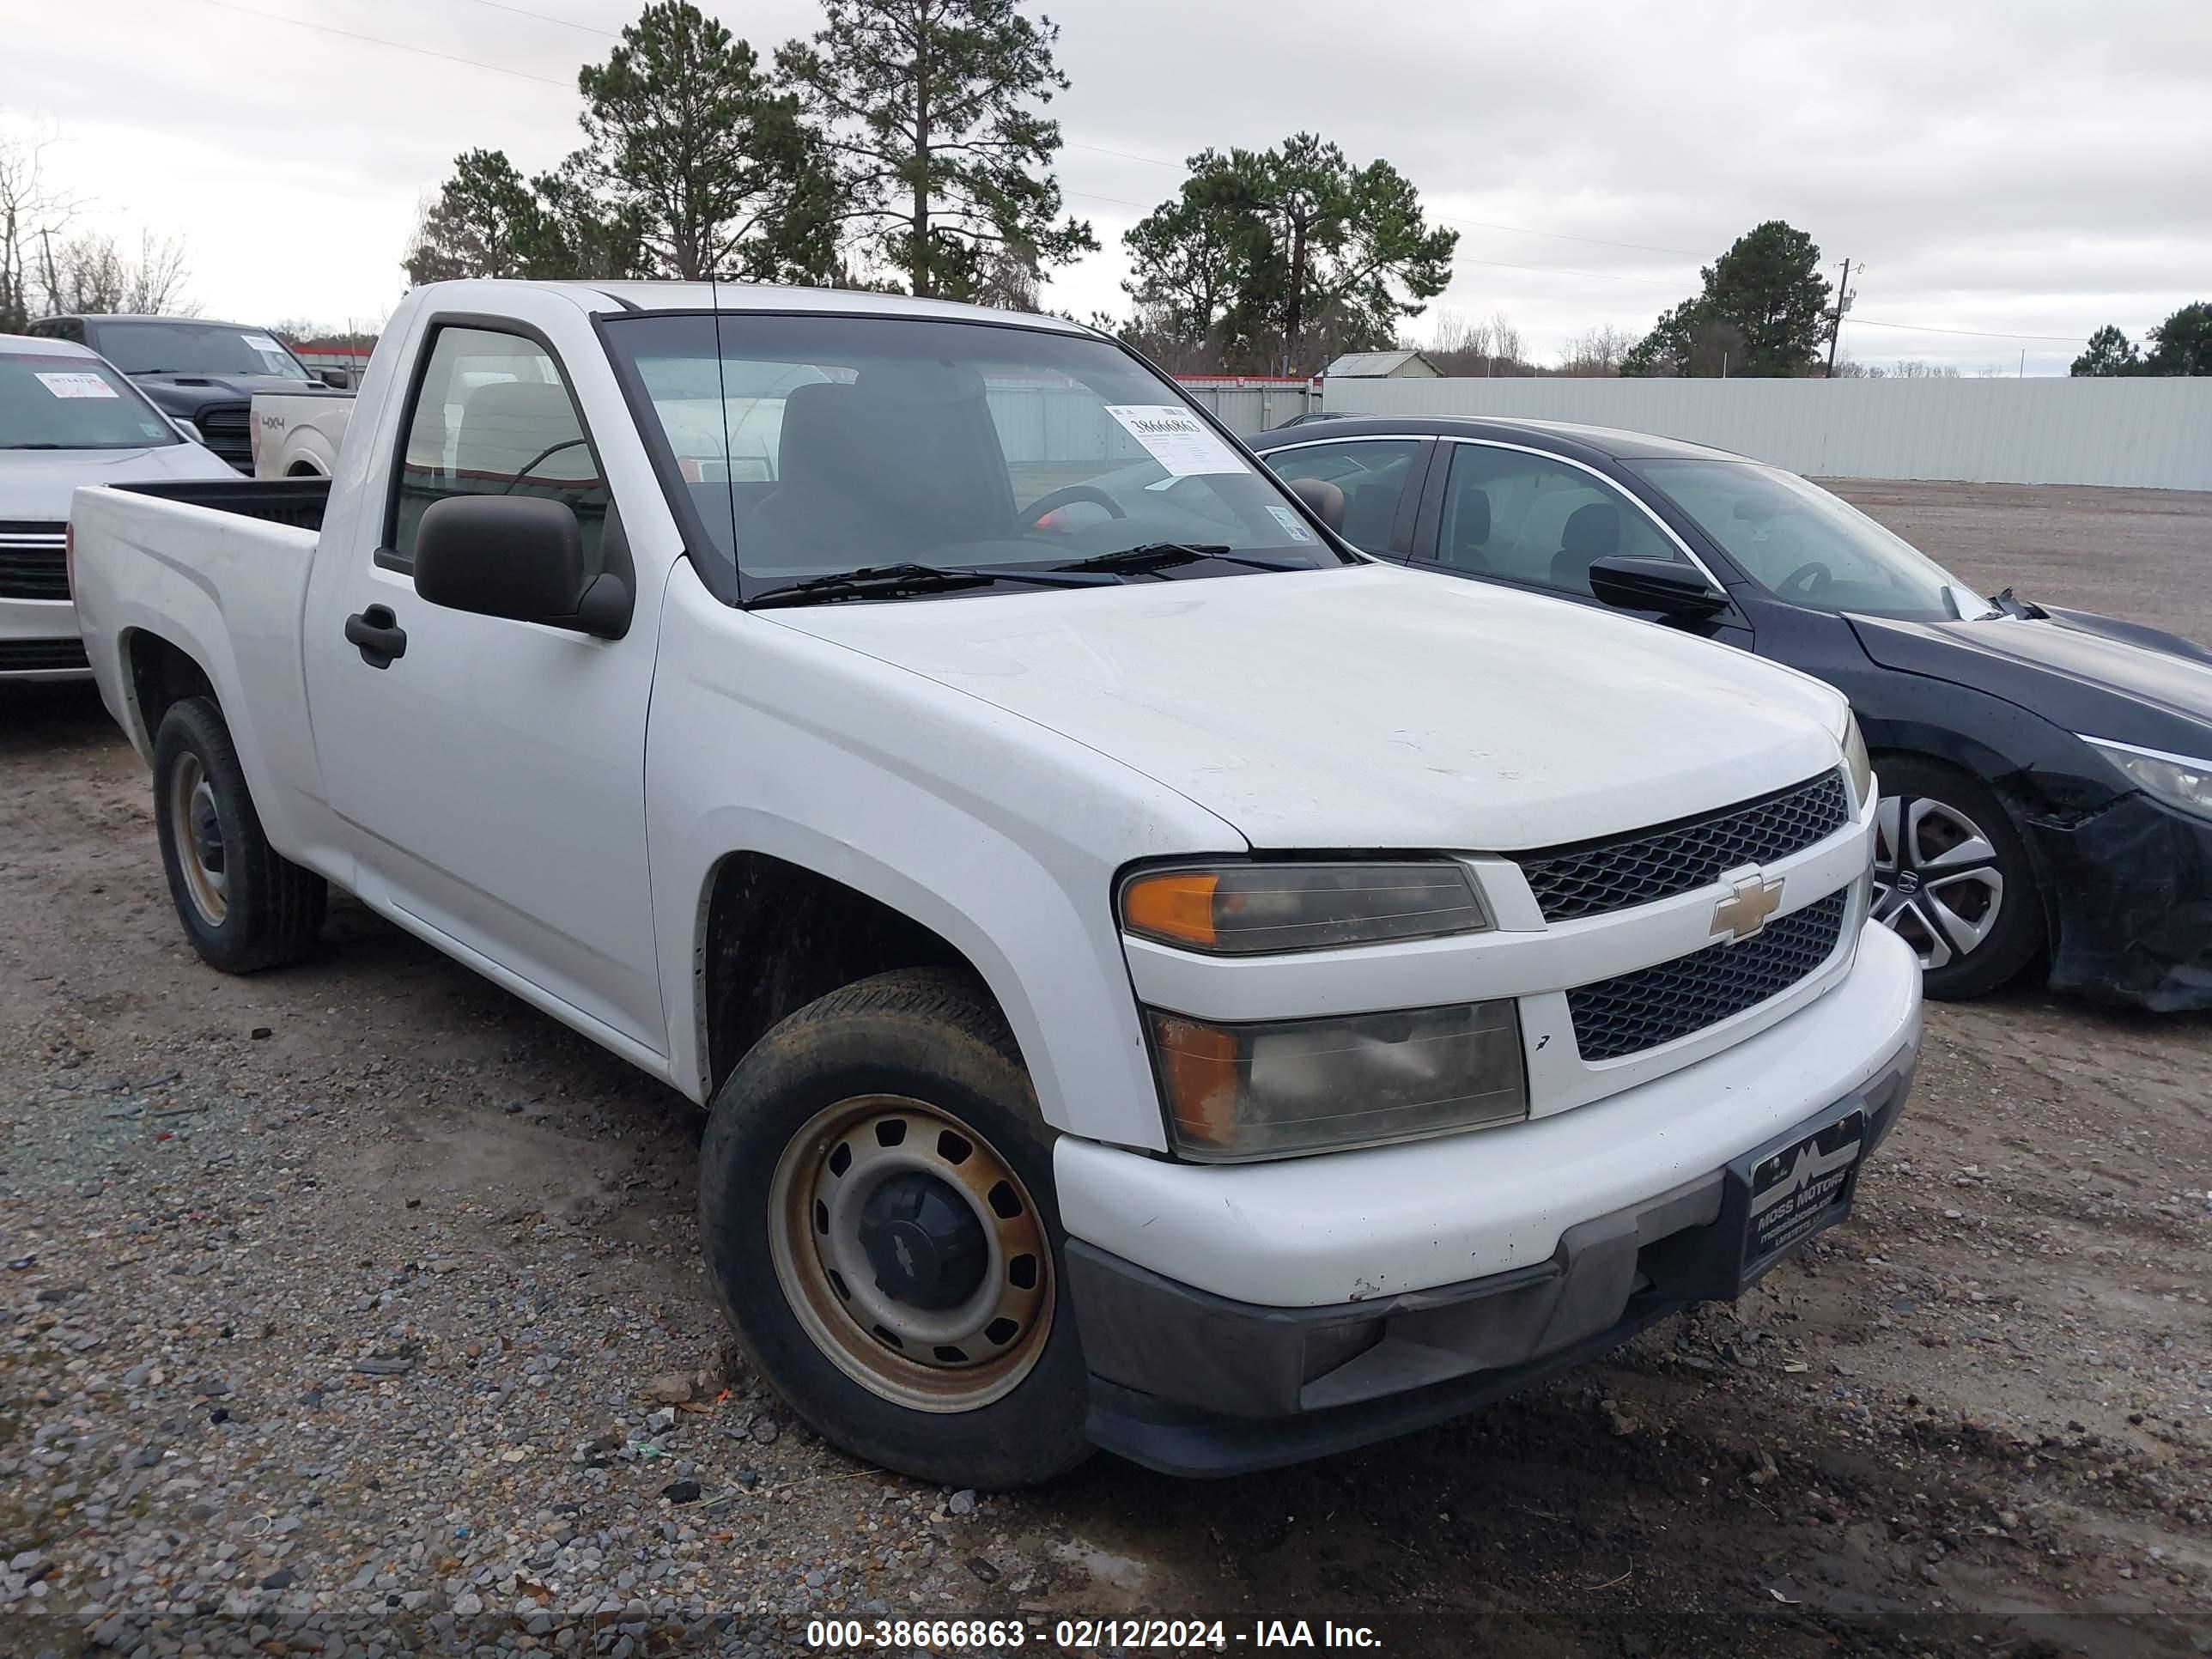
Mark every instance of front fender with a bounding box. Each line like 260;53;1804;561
645;568;1246;1149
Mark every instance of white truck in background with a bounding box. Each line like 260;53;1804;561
69;278;1919;1487
252;392;354;477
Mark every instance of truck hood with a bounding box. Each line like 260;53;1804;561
0;441;238;520
131;374;342;412
775;565;1848;850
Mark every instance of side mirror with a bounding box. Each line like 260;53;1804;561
1284;477;1346;535
413;495;630;638
1588;555;1729;622
317;368;351;389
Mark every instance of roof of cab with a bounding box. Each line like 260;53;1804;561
1253;412;1750;465
0;331;100;360
507;278;1095;334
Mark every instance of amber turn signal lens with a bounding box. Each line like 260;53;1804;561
1151;1014;1241;1150
1121;871;1219;949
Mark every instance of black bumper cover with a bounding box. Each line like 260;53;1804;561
2030;792;2212;1012
1071;1047;1917;1477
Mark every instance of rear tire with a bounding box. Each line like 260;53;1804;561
152;696;327;973
1871;754;2043;1000
698;968;1092;1489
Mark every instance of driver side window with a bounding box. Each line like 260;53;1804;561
387;326;608;574
1431;444;1683;597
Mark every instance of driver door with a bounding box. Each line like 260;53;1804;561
301;316;668;1059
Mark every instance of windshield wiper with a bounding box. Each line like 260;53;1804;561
0;443;69;450
747;561;1119;609
1054;542;1309;577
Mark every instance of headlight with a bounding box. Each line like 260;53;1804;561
2082;736;2212;822
1839;711;1874;811
1146;1001;1527;1160
1121;862;1489;954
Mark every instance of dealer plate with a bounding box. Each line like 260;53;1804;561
1743;1109;1865;1272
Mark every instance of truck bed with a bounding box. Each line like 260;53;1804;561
116;476;330;532
71;478;337;877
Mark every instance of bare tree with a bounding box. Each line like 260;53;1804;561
35;229;196;316
0;128;78;331
1558;323;1632;376
1488;311;1526;369
125;230;192;313
1420;306;1546;376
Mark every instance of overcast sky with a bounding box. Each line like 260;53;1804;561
5;0;2208;373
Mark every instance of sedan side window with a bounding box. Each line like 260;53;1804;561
387;326;608;574
1262;439;1420;554
1431;444;1685;597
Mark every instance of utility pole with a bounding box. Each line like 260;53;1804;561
1825;257;1855;377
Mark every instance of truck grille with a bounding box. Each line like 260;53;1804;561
196;402;254;472
1566;889;1851;1061
0;521;70;600
0;637;90;673
1516;770;1851;923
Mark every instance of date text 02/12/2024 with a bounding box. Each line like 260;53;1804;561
805;1617;1384;1648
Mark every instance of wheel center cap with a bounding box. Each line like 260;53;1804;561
856;1170;988;1312
1893;870;1921;896
887;1221;934;1287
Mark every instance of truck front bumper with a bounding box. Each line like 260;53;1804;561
0;597;90;680
1058;923;1923;1476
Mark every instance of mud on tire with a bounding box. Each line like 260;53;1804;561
697;968;1092;1490
152;696;327;974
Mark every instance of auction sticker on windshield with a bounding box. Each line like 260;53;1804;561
36;373;120;399
1103;404;1243;476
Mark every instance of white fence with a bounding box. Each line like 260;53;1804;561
1318;376;2212;491
1177;377;1320;437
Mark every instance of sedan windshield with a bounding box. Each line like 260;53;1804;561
0;351;182;450
84;320;312;381
602;312;1348;599
1632;458;1989;622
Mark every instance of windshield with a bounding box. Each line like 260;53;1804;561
602;312;1348;598
84;320;311;381
1632;459;1988;622
0;351;182;450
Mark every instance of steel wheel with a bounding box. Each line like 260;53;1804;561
768;1093;1053;1413
1873;792;2005;970
167;750;229;927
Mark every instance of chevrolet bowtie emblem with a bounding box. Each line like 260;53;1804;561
1711;869;1784;943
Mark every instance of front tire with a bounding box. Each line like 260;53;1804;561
698;969;1091;1489
1871;755;2044;1000
152;696;327;973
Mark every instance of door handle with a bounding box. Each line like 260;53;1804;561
344;605;407;668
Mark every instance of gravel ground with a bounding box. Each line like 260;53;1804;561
4;482;2211;1658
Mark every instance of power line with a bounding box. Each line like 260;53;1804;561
1842;316;2081;343
459;0;613;37
1060;138;1705;258
179;0;575;88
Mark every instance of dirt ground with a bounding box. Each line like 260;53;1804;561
3;481;2210;1658
1823;479;2212;644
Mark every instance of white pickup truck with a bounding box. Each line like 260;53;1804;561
70;279;1919;1486
252;391;352;479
